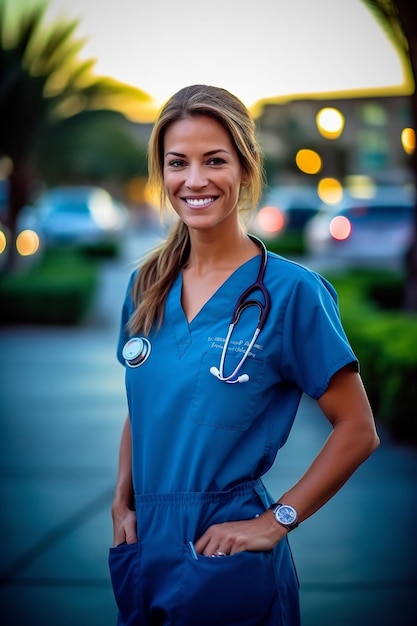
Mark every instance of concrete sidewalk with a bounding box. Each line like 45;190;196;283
1;231;416;626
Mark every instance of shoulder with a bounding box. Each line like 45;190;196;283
265;251;337;300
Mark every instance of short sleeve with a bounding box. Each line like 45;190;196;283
280;271;358;398
116;271;137;366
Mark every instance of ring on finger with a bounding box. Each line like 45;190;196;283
215;549;227;556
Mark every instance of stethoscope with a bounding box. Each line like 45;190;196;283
209;235;271;384
122;235;271;384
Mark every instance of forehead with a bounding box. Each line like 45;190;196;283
163;115;235;152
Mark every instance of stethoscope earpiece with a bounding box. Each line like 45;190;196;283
210;365;249;384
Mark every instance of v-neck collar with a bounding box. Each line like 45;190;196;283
167;254;262;358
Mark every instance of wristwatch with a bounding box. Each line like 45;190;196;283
269;502;299;531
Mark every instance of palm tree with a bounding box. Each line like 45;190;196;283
361;0;417;309
0;0;151;268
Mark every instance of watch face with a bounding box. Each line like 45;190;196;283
276;505;297;526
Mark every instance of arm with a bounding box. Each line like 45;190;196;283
194;365;379;556
275;364;379;520
111;415;137;546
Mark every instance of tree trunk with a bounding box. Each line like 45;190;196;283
4;160;34;272
403;87;417;310
394;0;417;310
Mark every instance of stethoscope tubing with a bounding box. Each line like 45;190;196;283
216;324;261;383
123;235;271;384
211;235;271;384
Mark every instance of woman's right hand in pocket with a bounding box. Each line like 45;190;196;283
112;505;137;546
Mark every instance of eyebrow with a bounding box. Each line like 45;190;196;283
164;149;231;158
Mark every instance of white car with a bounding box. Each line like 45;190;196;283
19;186;129;250
304;186;416;267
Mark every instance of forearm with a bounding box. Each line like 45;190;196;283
112;415;134;510
111;415;137;545
278;417;379;523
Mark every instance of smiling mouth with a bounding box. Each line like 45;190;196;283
184;197;217;207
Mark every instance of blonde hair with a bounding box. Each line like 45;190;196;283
129;84;265;335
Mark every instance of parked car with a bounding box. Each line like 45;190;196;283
251;185;320;240
18;186;129;252
304;186;416;266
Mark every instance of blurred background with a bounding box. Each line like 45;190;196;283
0;1;416;625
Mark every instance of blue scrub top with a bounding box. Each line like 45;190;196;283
117;250;357;496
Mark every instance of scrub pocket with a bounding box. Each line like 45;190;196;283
108;541;141;624
191;351;265;431
179;545;278;625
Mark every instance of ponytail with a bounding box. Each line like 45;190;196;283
129;221;190;335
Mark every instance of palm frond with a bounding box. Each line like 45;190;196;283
25;18;85;76
361;0;409;54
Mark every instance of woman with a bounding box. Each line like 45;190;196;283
109;84;379;626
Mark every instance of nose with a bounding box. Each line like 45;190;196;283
185;164;208;190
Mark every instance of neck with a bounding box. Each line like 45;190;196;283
185;229;259;275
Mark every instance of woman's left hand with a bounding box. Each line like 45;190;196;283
193;510;286;556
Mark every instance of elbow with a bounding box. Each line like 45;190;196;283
362;425;380;458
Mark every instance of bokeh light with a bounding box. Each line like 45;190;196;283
0;156;13;178
257;206;285;233
0;230;6;254
329;216;352;241
401;127;415;155
345;175;377;199
317;178;344;205
295;149;322;174
16;230;40;256
316;108;345;139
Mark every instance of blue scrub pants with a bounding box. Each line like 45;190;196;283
109;480;300;626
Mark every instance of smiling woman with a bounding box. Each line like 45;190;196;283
43;0;411;118
108;84;379;626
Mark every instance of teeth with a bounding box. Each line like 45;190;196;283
186;197;214;206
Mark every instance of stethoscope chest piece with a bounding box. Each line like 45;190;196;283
122;337;151;368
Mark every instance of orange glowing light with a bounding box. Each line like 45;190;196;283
329;216;352;240
257;206;285;233
16;230;40;256
401;128;415;155
0;230;6;254
317;178;343;205
295;149;322;175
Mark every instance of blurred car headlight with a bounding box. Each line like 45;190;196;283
90;197;118;230
329;216;352;241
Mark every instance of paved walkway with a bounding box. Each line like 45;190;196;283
1;229;416;626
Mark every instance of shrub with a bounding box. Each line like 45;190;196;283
327;270;417;445
0;248;98;325
262;230;305;257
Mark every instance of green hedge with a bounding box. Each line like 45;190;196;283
0;248;98;325
327;270;417;445
262;229;305;256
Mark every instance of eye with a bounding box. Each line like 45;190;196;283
207;157;226;166
168;159;186;168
